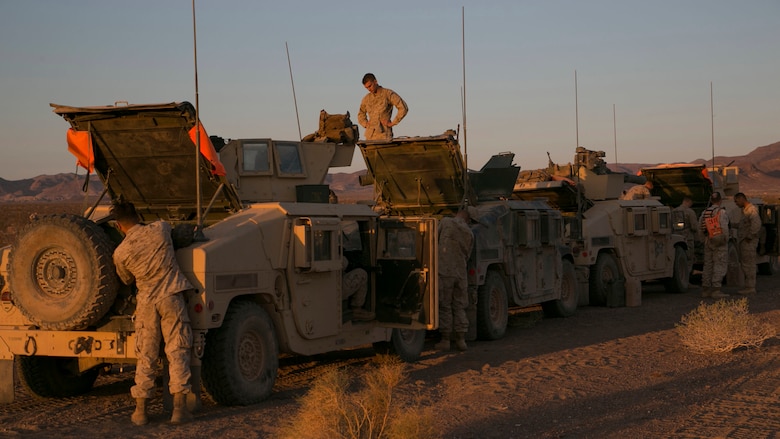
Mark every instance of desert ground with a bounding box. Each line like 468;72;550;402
1;203;779;438
0;277;778;438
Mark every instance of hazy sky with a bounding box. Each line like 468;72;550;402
1;1;778;180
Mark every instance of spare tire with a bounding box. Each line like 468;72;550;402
9;214;119;330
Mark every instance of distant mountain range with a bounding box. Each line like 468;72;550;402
0;172;374;203
2;141;779;202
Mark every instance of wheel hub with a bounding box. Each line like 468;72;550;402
238;331;263;381
34;248;77;297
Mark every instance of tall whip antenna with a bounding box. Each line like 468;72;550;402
461;6;468;194
286;42;302;140
710;81;715;169
613;103;618;167
575;69;579;150
192;0;203;234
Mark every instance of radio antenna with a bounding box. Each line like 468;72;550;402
286;42;303;141
461;6;469;198
575;69;579;150
710;81;715;169
192;0;204;237
613;103;618;167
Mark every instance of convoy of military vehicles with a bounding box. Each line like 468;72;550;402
0;102;775;408
640;163;780;281
513;147;691;307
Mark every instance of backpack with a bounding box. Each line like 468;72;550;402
704;208;724;237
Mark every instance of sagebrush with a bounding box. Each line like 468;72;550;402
280;356;437;439
676;297;776;354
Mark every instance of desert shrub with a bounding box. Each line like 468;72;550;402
280;356;437;439
676;298;777;354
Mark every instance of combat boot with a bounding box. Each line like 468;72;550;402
351;307;375;321
700;287;711;298
435;333;451;351
170;393;193;424
737;288;756;296
710;289;729;299
454;332;468;352
131;398;149;426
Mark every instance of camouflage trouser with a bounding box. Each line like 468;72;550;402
739;239;758;290
342;268;368;308
131;293;193;399
702;239;728;288
439;275;469;333
684;235;696;268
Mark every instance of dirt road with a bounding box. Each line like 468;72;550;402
1;277;778;439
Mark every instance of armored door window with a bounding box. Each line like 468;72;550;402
540;211;562;244
517;211;541;247
313;230;332;261
626;208;649;236
275;141;305;177
294;217;341;271
241;140;271;174
383;227;417;259
653;209;671;234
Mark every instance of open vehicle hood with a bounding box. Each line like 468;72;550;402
51;101;242;224
640;164;713;210
357;133;519;216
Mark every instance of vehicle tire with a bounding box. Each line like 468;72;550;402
542;259;578;317
9;214;119;330
589;253;623;306
202;301;279;405
18;356;100;398
476;270;508;340
664;246;690;293
374;328;426;362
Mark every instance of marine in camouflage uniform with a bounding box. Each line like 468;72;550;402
112;202;194;425
436;208;475;351
358;73;408;141
734;192;761;295
698;193;730;299
620;181;653;200
342;256;373;320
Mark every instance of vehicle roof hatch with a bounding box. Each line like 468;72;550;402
640;163;713;209
51;101;243;224
358;133;469;215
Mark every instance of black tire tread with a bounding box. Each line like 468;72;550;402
476;270;509;341
9;214;119;330
18;356;99;398
201;301;279;405
543;259;579;317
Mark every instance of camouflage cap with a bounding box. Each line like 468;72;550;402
710;192;722;203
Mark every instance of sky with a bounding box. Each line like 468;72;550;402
0;0;778;180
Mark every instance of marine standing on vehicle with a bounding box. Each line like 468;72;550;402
357;73;408;140
699;193;730;299
435;207;475;352
734;192;761;295
111;201;194;425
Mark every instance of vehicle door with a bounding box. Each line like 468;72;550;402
290;217;342;339
374;218;437;330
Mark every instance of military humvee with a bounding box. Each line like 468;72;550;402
641;163;780;279
357;136;578;341
513;147;690;307
0;102;439;406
